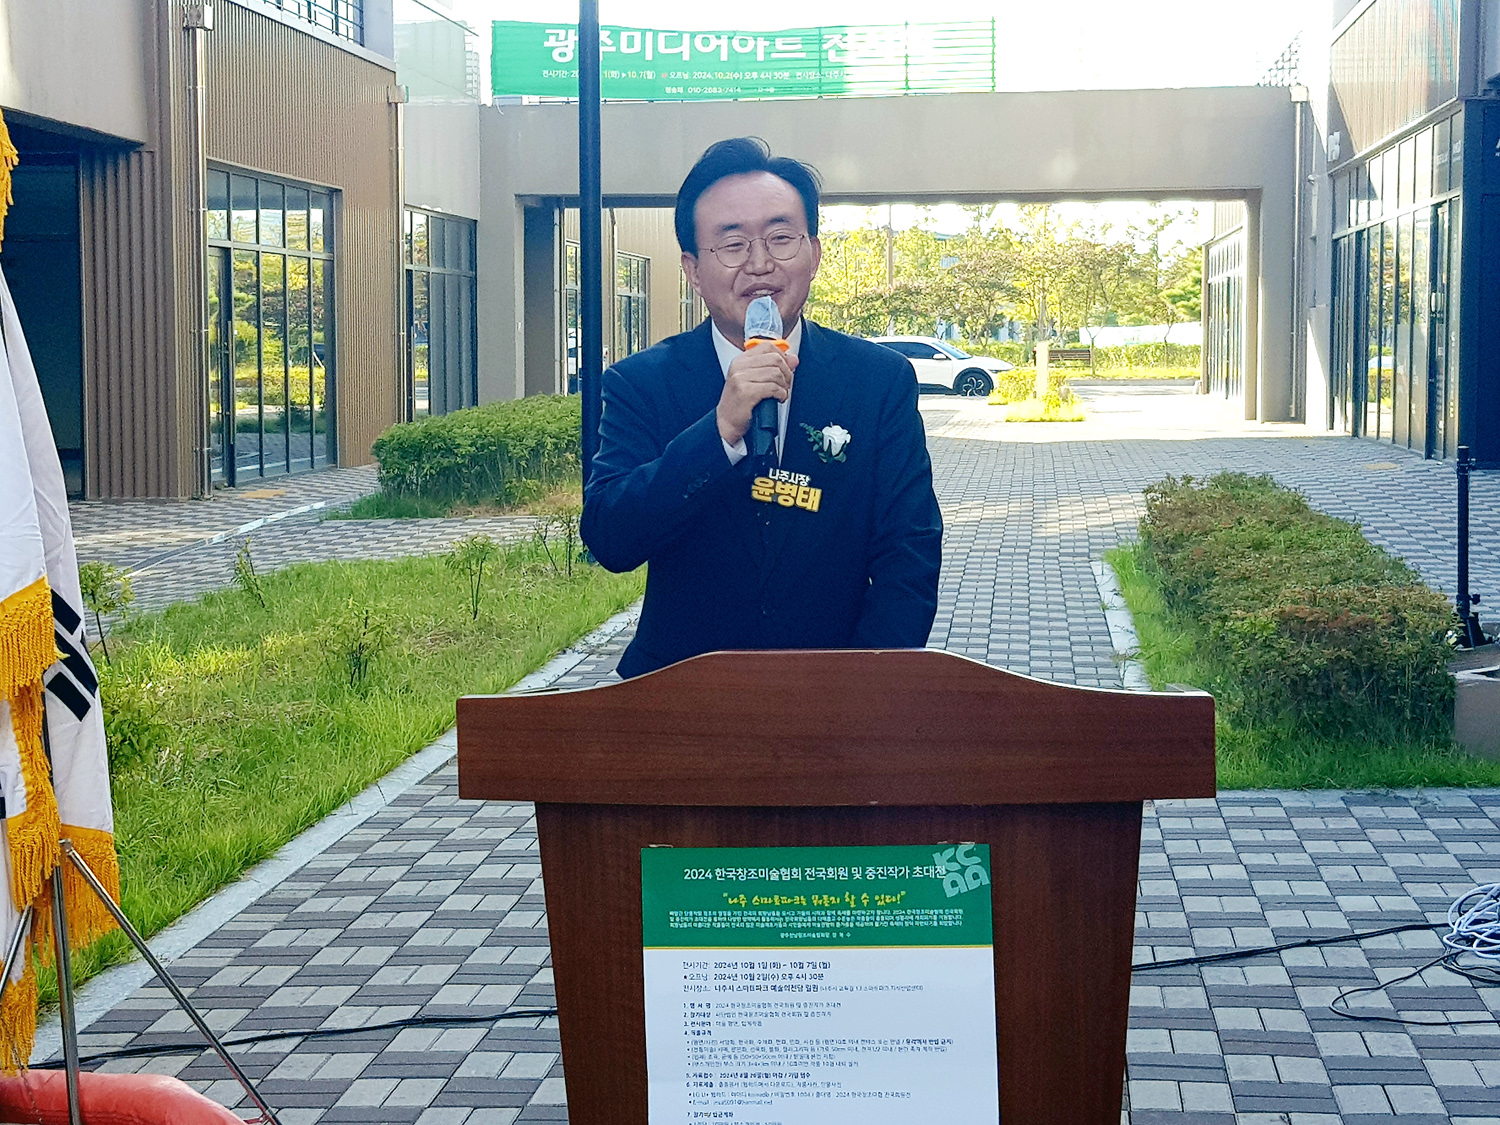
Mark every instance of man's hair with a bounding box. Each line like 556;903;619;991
674;137;822;256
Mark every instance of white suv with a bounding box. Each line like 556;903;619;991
870;336;1014;397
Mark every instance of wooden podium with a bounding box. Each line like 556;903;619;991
458;649;1215;1124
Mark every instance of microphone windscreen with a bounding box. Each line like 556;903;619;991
744;296;783;341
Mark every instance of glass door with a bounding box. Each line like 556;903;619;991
208;248;234;485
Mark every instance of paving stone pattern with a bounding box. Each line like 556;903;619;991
118;517;543;616
62;387;1500;1122
71;466;382;572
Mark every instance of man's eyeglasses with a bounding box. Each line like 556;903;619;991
706;232;807;268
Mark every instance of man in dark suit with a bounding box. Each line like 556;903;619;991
581;137;942;679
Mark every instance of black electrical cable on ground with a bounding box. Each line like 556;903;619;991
1131;921;1440;973
31;1007;560;1070
48;890;1500;1065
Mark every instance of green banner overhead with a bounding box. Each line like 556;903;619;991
641;844;994;949
491;20;999;101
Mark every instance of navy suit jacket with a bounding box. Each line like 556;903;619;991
581;318;943;679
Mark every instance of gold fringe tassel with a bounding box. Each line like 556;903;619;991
5;686;60;916
0;956;36;1076
0;110;18;252
60;826;119;948
0;578;54;706
30;827;121;965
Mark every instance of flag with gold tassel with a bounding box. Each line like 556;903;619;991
0;109;120;1072
4;267;121;945
0;283;54;1073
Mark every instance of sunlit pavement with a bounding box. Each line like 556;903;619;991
60;387;1500;1124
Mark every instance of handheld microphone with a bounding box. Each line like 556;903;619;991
744;297;787;463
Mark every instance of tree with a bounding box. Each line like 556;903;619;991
1163;253;1202;324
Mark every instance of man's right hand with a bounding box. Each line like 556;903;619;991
717;340;798;446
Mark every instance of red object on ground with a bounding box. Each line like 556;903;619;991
0;1071;246;1125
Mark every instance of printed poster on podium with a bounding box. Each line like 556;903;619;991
642;843;999;1124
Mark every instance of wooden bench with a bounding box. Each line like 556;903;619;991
1046;346;1094;367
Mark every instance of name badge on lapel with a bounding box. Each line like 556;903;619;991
751;468;821;512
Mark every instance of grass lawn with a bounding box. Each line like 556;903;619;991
1107;541;1495;790
61;544;642;1002
333;479;583;520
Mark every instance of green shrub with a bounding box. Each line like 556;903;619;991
371;395;582;504
1139;472;1455;737
962;340;1201;372
990;368;1069;405
1092;342;1200;370
960;340;1030;367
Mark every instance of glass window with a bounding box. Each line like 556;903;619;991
1378;221;1395;438
285;187;309;251
207;170;229;241
1393;212;1412;445
403;208;476;415
232;250;261;475
1435;117;1451;194
1398;135;1416;209
411;270;430;416
445;220;464;272
1448;199;1461;451
288;254;313;471
1334;173;1349;234
310;192;329;253
615;252;649;359
1365;225;1382;437
1410;206;1430;453
209;251;227;480
231;176;258;244
410;212;427;266
312;258;332;466
1451;119;1464;189
1415;127;1433;204
208;171;336;484
260;181;285;249
261;253;288;473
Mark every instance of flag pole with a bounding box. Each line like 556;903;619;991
0;905;32;997
60;840;284;1125
49;866;82;1125
40;701;83;1125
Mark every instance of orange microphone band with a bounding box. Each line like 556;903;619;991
745;337;791;352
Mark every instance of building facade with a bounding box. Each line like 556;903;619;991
2;0;404;498
1324;0;1469;459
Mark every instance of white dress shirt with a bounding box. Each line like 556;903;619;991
711;318;803;466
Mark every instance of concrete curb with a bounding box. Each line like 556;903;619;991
33;601;641;1062
1091;558;1152;692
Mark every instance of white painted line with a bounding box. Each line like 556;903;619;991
33;598;642;1062
209;500;330;544
127;500;335;578
1092;558;1152;692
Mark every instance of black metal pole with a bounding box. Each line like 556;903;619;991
1457;445;1485;647
578;0;603;488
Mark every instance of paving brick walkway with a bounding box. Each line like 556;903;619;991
57;386;1500;1124
71;467;540;615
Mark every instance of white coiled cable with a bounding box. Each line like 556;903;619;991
1444;883;1500;961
